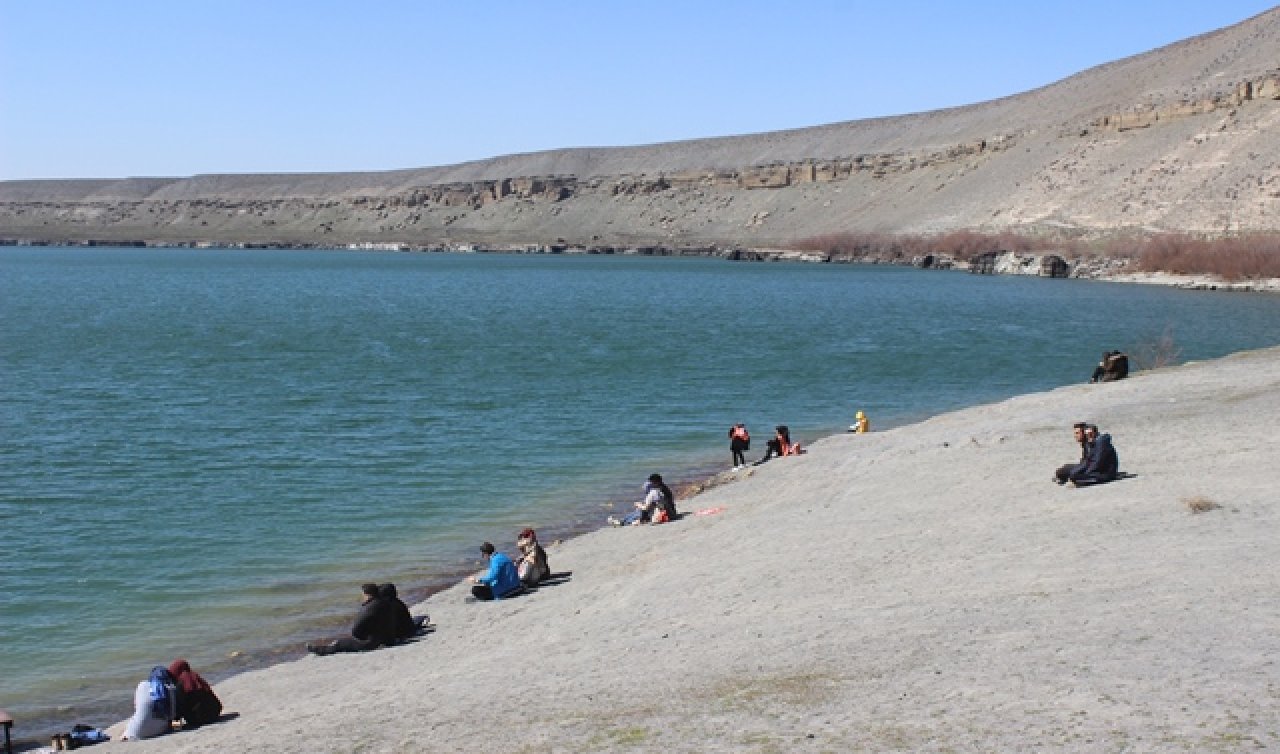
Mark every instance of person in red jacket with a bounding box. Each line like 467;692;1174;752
728;423;750;469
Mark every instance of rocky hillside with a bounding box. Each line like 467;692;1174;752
3;8;1279;249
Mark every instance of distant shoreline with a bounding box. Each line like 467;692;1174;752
5;239;1278;293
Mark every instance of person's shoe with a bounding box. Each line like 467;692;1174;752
606;516;620;527
306;640;336;656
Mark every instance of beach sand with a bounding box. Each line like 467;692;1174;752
89;347;1280;752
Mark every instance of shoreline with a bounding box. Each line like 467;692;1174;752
7;447;743;747
50;345;1280;751
4;241;1279;294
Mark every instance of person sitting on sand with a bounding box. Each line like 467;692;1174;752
608;476;666;526
728;422;750;469
648;473;677;523
306;583;396;655
516;528;551;586
380;582;428;642
1069;424;1120;486
1090;351;1130;383
122;666;177;740
167;659;222;729
1054;422;1092;485
469;542;523;600
754;425;798;464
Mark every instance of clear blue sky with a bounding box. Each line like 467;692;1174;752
1;1;1275;181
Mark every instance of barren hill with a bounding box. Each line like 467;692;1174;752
3;7;1279;248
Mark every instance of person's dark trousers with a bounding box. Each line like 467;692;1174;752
754;439;781;465
471;584;496;601
732;449;746;466
1070;471;1117;487
1055;463;1083;484
332;636;379;653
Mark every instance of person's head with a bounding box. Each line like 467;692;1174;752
480;541;495;558
1085;424;1099;439
647;473;663;486
168;659;192;678
360;582;380;603
379;583;397;599
518;527;537;543
1072;421;1087;442
856;411;865;420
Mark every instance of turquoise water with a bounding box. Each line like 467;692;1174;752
3;246;1280;739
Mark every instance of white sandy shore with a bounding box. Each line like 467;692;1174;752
90;347;1280;753
1102;270;1280;294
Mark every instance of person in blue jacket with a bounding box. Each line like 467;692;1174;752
469;542;523;600
1069;424;1119;486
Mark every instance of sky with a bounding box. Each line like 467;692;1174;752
1;1;1276;181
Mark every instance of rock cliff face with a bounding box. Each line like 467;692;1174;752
3;9;1280;249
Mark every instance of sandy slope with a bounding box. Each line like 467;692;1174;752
95;347;1280;753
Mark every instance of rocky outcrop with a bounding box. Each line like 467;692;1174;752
1091;71;1280;132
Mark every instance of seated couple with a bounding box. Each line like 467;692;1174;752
1054;422;1120;487
608;474;677;526
306;582;428;656
469;527;554;600
121;659;222;740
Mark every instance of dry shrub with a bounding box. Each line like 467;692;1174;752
1184;496;1221;514
792;231;1072;261
1134;233;1280;280
1130;325;1182;371
795;231;1280;280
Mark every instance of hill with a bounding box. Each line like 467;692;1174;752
2;8;1279;249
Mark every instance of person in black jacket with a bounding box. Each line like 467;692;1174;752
307;583;397;655
1069;425;1119;486
648;473;677;522
1054;422;1092;485
380;582;427;643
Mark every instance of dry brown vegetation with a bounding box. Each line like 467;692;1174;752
1129;234;1280;280
795;231;1280;280
793;230;1066;262
1130;325;1183;371
1183;496;1222;514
